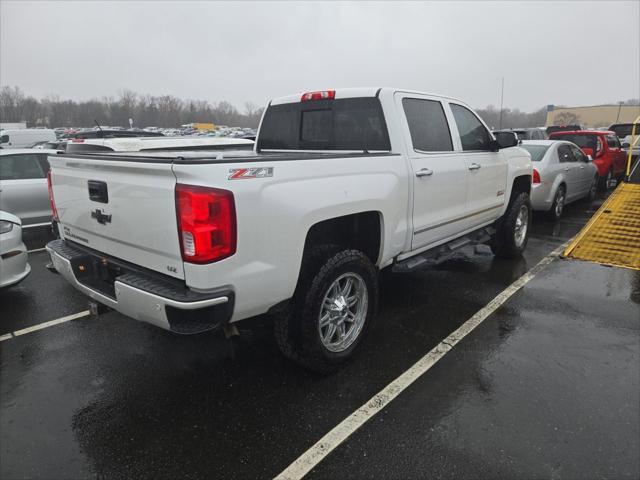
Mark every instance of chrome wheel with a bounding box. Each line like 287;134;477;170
318;272;368;353
554;189;565;218
514;205;529;248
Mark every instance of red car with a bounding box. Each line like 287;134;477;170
548;130;627;190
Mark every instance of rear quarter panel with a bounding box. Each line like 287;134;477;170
173;154;410;322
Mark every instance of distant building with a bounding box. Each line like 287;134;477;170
546;104;640;128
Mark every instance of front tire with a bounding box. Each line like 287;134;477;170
491;192;531;258
274;248;378;373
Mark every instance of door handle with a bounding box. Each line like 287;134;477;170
416;168;434;177
468;163;481;171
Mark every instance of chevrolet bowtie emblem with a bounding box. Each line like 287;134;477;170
91;209;112;225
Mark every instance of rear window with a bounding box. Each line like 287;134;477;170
609;124;633;138
0;154;47;180
550;134;598;150
65;143;115;153
519;144;549;162
257;97;391;151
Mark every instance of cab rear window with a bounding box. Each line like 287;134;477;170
257;97;391;151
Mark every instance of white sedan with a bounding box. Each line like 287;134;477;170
0;210;30;288
520;140;599;220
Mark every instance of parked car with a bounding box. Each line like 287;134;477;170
494;128;546;141
63;136;255;153
520;140;598;220
546;125;582;136
34;139;68;151
0;210;30;289
46;87;531;372
609;123;640;163
0;129;56;149
0;149;57;227
548;130;627;190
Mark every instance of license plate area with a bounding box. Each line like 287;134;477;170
71;254;123;299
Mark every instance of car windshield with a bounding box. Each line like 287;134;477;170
519;144;549;161
553;134;598;150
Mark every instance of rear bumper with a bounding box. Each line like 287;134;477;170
530;182;553;211
46;239;234;334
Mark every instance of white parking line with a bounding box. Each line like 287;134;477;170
0;310;91;342
27;247;47;253
274;241;570;480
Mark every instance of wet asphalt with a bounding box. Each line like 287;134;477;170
1;193;638;479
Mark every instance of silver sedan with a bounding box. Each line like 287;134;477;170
0;210;30;288
520;140;599;220
0;149;57;227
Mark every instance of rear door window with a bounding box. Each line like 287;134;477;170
450;104;492;151
0;154;47;180
402;98;453;152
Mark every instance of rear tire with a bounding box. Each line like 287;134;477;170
274;248;378;373
546;185;566;221
586;174;598;202
490;192;531;258
598;169;613;192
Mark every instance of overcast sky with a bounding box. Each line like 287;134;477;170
1;1;639;112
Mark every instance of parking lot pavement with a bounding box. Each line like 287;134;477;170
2;195;637;479
306;259;640;480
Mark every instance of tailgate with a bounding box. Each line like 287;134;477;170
49;155;184;279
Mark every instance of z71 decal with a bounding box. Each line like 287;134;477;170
228;167;274;180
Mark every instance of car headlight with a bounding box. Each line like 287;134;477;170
0;220;15;234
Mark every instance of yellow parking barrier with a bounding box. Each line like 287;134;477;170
563;182;640;270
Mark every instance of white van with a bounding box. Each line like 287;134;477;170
0;129;56;149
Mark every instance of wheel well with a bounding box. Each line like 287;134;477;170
511;175;531;200
303;212;382;265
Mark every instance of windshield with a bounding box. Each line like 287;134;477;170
519;144;549;161
257;97;391;151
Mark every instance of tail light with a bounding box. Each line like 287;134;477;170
71;138;85;143
532;168;541;184
47;171;59;221
301;90;335;102
175;184;236;264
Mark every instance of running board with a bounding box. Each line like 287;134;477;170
393;226;495;273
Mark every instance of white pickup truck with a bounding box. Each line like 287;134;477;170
46;88;532;372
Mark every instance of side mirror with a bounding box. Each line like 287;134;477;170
622;142;630;149
586;155;593;162
493;131;519;149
